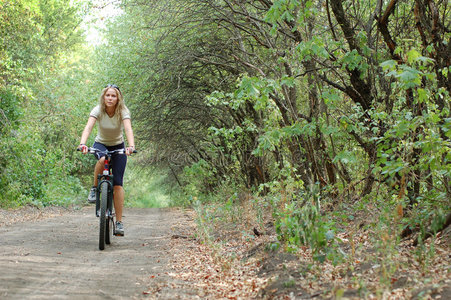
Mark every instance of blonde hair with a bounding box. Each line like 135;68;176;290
99;86;127;121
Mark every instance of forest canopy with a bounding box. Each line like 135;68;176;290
105;0;450;204
88;0;450;251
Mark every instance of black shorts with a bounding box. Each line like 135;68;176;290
92;142;127;186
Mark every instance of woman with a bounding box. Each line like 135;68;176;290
78;84;135;236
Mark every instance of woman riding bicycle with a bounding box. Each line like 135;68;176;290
78;84;135;236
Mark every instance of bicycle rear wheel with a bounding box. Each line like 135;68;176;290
99;181;108;250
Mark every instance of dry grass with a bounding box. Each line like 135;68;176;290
167;198;451;299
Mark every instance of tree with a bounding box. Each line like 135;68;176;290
0;0;90;207
97;0;449;237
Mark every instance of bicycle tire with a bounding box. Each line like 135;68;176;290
105;206;113;245
99;181;108;250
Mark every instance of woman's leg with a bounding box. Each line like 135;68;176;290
88;156;106;203
111;145;127;223
93;157;105;186
113;185;124;222
92;141;108;187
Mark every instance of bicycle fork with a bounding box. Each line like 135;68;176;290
95;175;114;218
96;155;114;217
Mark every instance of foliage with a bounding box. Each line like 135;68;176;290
84;0;451;265
0;0;94;207
1;0;449;272
124;164;170;208
274;193;343;264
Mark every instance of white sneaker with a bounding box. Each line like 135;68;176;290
87;187;96;203
115;221;124;236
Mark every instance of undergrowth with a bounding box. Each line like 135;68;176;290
189;182;450;298
124;164;170;208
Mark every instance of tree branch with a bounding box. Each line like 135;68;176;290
326;0;338;41
376;0;403;61
230;54;266;76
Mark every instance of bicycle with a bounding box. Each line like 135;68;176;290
78;147;137;250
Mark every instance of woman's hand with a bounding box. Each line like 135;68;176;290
126;146;135;156
78;144;88;154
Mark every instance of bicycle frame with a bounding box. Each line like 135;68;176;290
78;146;136;250
95;152;115;219
80;147;126;249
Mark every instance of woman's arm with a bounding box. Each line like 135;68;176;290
79;117;97;153
123;118;135;155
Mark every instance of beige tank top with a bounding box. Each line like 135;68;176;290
89;105;131;146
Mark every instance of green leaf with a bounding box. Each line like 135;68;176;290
333;151;356;164
325;230;335;241
281;76;295;88
407;49;421;64
398;66;422;89
380;60;396;71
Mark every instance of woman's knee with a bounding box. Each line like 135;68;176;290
95;157;106;166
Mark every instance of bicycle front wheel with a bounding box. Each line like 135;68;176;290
105;211;114;245
99;181;108;250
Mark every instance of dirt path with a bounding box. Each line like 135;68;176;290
3;205;449;299
0;206;197;299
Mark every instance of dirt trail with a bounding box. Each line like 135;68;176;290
0;207;196;299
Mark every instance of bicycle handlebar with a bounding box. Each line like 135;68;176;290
77;147;138;155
